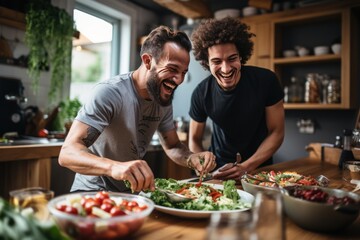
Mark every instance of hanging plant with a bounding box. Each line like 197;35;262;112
25;0;75;102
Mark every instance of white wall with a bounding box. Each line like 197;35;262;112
0;0;158;112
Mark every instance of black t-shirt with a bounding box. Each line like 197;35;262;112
189;65;284;168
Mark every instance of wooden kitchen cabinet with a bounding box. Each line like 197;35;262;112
246;2;359;110
242;20;271;69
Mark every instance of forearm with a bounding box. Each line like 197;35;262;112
163;141;193;167
59;142;114;176
189;137;204;153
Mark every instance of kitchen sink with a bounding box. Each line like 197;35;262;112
0;136;64;146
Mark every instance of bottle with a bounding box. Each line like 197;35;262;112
338;129;355;169
288;76;304;103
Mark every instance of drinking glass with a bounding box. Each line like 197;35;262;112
205;211;256;240
9;187;54;221
252;190;285;240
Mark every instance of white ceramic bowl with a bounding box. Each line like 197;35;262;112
297;48;310;57
283;50;296;58
48;192;154;239
331;43;341;54
214;9;240;19
314;46;330;55
242;6;257;17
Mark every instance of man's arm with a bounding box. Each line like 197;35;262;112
59;120;155;192
188;119;206;153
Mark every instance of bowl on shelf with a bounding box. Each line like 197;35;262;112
242;6;257;17
331;43;341;54
314;46;330;55
48;191;154;239
282;185;360;233
283;50;296;58
214;9;240;19
297;47;310;57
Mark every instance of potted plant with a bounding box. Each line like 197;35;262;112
25;0;75;102
48;97;82;133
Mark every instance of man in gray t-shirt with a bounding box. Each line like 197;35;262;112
59;26;216;193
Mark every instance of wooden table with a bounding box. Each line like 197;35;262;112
132;157;360;240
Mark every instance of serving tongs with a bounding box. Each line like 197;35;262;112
156;188;193;203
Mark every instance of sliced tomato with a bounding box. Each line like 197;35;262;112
95;191;110;204
110;206;127;217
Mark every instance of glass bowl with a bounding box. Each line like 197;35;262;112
48;191;154;239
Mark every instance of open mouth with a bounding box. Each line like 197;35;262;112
162;81;177;95
218;70;235;80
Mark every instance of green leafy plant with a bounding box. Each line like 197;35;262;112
25;0;75;102
59;97;82;122
49;97;82;132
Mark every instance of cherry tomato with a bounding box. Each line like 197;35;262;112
119;199;129;207
127;201;138;209
109;222;130;238
56;204;67;212
100;202;113;213
84;198;100;214
77;222;95;236
102;198;115;206
38;128;48;137
64;205;78;215
110;206;126;217
95;191;110;204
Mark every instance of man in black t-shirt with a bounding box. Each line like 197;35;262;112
189;17;284;182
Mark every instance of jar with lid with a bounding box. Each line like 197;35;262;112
287;76;304;103
327;79;341;103
304;73;320;103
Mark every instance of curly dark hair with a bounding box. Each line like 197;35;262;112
140;25;192;63
191;17;255;71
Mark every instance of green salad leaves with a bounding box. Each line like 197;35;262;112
149;178;251;211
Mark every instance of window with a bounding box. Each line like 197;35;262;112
71;3;121;103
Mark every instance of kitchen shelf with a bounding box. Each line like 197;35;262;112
0;6;26;30
284;103;343;110
273;54;341;65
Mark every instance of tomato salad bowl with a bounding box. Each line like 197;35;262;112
47;191;154;240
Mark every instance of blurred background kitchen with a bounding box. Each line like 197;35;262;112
0;0;359;197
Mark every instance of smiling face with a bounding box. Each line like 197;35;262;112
147;42;190;106
208;43;242;91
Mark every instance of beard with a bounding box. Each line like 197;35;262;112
147;69;175;107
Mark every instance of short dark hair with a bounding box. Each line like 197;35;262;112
140;25;192;62
191;17;255;71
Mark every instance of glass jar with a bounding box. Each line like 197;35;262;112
304;73;320;103
288;76;304;103
327;79;341;103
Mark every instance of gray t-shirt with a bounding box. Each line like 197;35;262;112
70;72;174;192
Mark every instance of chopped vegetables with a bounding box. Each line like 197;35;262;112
245;171;319;187
148;178;251;211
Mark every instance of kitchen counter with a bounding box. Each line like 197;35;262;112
133;157;359;240
0;142;63;199
0;131;190;199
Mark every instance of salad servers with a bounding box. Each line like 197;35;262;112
156;188;193;203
